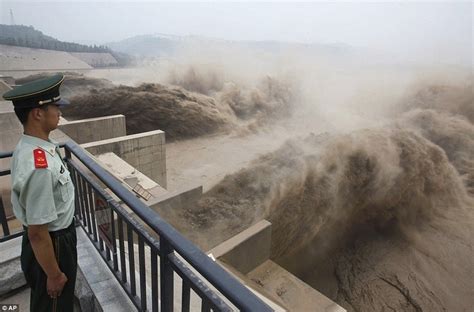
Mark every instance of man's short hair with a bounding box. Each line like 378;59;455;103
14;107;33;125
14;104;54;125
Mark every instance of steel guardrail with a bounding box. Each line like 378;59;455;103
0;141;273;311
64;141;273;311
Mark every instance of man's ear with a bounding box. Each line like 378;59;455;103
30;107;43;121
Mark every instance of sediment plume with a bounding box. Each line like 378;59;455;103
62;73;294;140
275;127;473;312
219;76;293;121
179;124;471;246
41;59;472;310
167;65;225;96
171;101;473;311
400;84;474;123
62;83;235;140
60;63;472;309
400;109;474;194
10;34;472;312
166;64;294;121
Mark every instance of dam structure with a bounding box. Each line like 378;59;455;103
0;75;345;311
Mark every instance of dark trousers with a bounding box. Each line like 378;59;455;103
21;222;77;312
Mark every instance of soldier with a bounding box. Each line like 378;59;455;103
3;74;77;311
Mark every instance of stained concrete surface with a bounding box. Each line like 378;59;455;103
248;260;346;312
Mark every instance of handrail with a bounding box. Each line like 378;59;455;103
0;141;273;311
65;141;272;311
0;151;13;177
0;151;13;159
0;143;66;159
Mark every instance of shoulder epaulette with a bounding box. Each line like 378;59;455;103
33;148;48;169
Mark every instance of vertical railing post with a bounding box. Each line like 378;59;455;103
138;236;147;311
110;210;118;272
87;185;98;242
81;177;93;235
127;223;137;297
160;238;174;312
64;146;80;225
64;145;71;161
118;217;127;283
62;141;274;312
151;249;159;312
181;282;191;312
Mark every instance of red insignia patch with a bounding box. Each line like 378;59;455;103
33;148;48;168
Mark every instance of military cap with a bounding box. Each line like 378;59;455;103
2;74;70;109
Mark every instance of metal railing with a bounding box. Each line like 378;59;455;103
1;141;273;312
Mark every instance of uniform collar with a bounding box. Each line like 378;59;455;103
21;134;59;156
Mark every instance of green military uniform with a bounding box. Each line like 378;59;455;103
3;74;77;312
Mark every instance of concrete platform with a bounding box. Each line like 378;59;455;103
95;152;162;193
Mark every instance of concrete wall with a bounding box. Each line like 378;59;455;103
82;130;167;188
149;184;202;211
58;115;126;144
209;220;272;274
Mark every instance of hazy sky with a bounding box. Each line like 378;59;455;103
0;1;472;65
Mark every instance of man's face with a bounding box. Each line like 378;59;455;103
39;104;62;131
